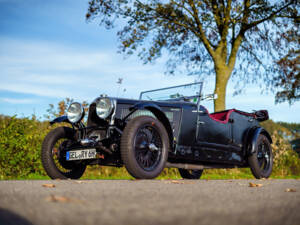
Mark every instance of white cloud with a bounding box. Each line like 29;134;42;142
0;38;195;100
0;97;36;104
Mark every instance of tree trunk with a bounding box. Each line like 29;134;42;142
213;66;231;112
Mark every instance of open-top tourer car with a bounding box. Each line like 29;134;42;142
42;82;272;179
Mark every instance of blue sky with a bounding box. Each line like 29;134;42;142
0;0;299;122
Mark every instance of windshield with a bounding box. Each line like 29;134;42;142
139;82;203;103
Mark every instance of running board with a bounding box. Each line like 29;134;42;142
165;162;237;170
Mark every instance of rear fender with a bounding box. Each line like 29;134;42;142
246;127;272;155
129;103;173;149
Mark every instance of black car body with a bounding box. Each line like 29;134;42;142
42;82;273;179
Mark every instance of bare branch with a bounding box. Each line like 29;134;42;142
188;0;215;58
211;0;224;34
170;0;194;18
245;1;294;30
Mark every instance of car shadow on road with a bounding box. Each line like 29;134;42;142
0;208;33;225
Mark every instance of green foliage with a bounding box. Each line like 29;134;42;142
0;114;299;179
261;120;292;137
274;21;300;105
277;122;300;136
0;115;49;179
271;131;300;176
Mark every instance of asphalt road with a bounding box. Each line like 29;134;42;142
0;179;299;225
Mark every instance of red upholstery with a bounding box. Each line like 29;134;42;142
201;107;256;124
209;109;234;124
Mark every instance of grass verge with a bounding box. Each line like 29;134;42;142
5;166;300;180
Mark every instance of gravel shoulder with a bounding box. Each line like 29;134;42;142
0;179;299;225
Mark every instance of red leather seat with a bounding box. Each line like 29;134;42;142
209;109;234;124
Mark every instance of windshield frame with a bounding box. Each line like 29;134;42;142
139;82;203;104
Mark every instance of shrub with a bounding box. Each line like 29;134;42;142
271;131;300;176
0;115;49;179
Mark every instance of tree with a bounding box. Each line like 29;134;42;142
86;0;299;112
274;19;299;104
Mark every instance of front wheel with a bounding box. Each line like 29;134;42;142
121;116;169;179
248;134;273;179
41;127;86;179
178;169;203;179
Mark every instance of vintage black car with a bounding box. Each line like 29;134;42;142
42;82;272;179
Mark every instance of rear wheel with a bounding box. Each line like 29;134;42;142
248;134;273;179
178;169;203;179
41;127;86;179
121;116;169;179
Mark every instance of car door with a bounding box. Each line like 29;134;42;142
196;106;232;146
195;106;240;163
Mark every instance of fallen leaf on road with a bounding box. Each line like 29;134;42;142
45;195;81;203
75;181;85;184
285;188;296;192
74;180;92;184
166;180;195;184
164;180;185;184
42;184;55;188
249;182;263;187
171;180;183;184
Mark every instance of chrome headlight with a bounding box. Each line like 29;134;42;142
96;98;114;119
67;102;84;123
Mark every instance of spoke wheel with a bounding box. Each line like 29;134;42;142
178;169;203;179
257;141;271;173
121;116;169;179
42;127;86;179
248;134;273;179
134;125;162;171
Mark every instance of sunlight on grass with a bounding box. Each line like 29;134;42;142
9;166;300;180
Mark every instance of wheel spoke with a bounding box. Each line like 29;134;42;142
134;124;162;171
257;140;271;172
142;128;153;143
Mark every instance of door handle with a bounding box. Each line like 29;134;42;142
197;121;205;125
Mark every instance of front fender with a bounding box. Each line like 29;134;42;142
247;127;272;155
129;103;174;149
129;102;162;112
50;115;70;125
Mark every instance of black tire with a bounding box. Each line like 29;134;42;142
121;116;169;179
248;134;273;179
41;127;86;179
178;169;203;179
